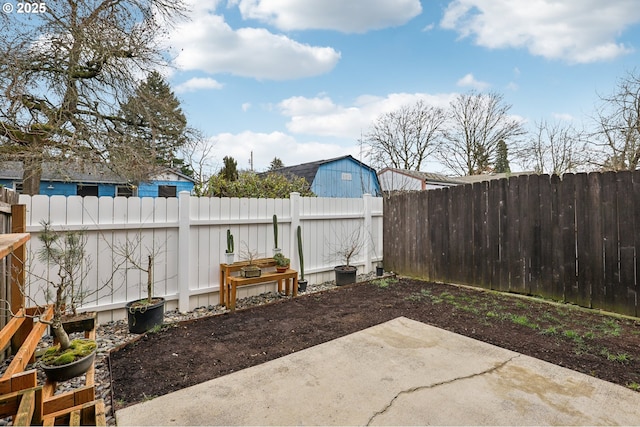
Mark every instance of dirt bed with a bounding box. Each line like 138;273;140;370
110;277;640;410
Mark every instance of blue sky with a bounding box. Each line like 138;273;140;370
162;0;640;174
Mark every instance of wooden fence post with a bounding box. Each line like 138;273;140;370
289;192;300;272
10;205;26;313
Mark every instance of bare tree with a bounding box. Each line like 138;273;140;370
519;120;587;175
588;70;640;171
178;129;216;196
440;91;525;176
364;100;446;171
0;0;187;194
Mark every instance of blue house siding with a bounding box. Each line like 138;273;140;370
311;158;381;198
137;180;194;197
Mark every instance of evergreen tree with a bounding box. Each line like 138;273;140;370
119;71;188;172
494;139;511;173
268;157;284;171
219;156;239;181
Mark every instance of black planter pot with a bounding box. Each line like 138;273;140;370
41;348;96;382
298;279;308;292
376;266;384;276
334;265;357;286
126;297;166;334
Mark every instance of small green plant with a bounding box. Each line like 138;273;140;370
627;382;640;391
509;314;538;329
273;252;290;267
226;229;234;254
601;348;631;363
371;277;397;289
563;329;583;343
540;326;558;336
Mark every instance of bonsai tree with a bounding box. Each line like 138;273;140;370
113;233;164;307
30;222;98;376
112;233;166;333
36;221;92;350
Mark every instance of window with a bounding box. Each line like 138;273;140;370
77;184;98;197
341;172;352;181
13;182;23;194
116;185;137;197
158;185;177;198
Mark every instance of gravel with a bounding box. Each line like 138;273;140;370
2;273;379;426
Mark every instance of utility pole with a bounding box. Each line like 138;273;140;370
249;151;254;171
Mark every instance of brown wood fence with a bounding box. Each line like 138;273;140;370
0;188;21;330
384;171;640;318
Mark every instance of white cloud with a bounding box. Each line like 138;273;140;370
456;73;490;90
174;77;224;93
234;0;422;33
440;0;640;63
210;131;352;171
241;103;252;112
167;5;341;80
553;113;575;121
278;92;455;139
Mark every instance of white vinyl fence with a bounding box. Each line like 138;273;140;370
18;192;383;323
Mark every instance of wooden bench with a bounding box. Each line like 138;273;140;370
220;258;298;311
227;269;298;311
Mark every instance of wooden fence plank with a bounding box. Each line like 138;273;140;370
559;174;577;303
587;173;605;310
574;173;592;307
549;174;564;300
601;172;618;312
616;171;636;316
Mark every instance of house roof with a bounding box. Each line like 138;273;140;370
378;167;466;185
270;155;376;184
454;171;535;184
0;161;195;184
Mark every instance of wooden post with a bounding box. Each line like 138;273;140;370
10;205;26;314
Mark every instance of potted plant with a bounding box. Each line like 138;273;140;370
115;235;166;334
224;229;235;264
297;225;307;292
332;228;363;286
35;222;97;382
272;214;281;256
273;253;289;273
376;261;384;277
240;244;261;278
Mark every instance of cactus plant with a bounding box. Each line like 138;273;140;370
272;214;279;249
297;225;304;281
225;229;234;254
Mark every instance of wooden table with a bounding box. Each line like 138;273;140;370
220;259;298;311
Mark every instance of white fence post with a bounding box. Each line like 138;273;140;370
290;192;300;272
363;193;372;274
178;191;191;313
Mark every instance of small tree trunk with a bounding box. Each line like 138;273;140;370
53;282;70;350
147;254;153;304
51;318;71;351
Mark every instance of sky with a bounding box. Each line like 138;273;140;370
160;0;640;174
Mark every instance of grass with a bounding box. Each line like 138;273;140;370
405;285;638;375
